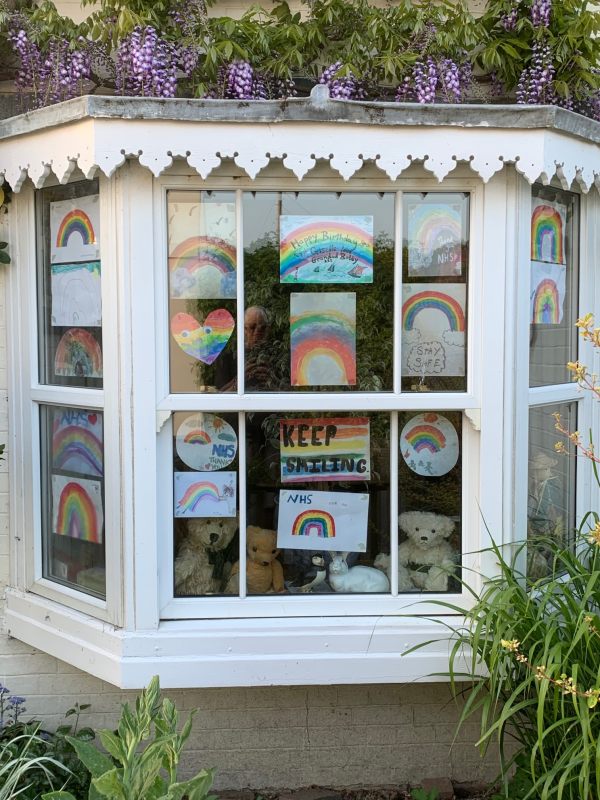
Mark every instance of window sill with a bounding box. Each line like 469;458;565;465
5;588;469;688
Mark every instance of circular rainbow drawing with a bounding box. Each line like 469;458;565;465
52;423;103;477
407;203;462;275
53;478;103;543
531;278;561;324
291;509;336;539
531;203;565;264
170;309;235;365
400;412;459;476
176;413;237;471
169;236;237;299
55;208;96;248
54;328;103;378
402;290;466;332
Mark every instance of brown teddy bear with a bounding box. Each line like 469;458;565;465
225;525;285;594
174;517;238;596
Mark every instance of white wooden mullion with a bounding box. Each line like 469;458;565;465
389;411;399;596
236;188;245;396
393;191;402;395
238;411;247;599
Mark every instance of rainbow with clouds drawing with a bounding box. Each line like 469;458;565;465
169;236;236;299
174;471;236;518
403;423;447;454
407;203;462;274
280;216;373;284
531;201;565;264
54;480;103;543
402;289;466;332
177;481;220;514
290;293;356;386
292;509;336;539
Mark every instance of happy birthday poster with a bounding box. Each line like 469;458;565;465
51;474;104;544
168;198;237;299
176;413;237;471
530;260;566;325
52;407;103;478
50;195;100;264
51;261;102;327
290;292;356;386
280;215;373;284
407;201;463;277
277;489;369;552
401;283;466;377
174;471;237;518
400;412;459;477
531;198;566;265
280;417;370;483
54;328;103;378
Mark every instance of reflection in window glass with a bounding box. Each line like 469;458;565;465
167;191;237;393
402;193;469;393
397;411;462;592
529;186;579;388
243;192;395;393
172;411;239;596
40;405;105;597
528;403;577;579
37;181;103;388
244;411;391;594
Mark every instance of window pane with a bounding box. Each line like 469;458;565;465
37;181;103;388
528;402;577;579
243;192;395;392
167;191;237;393
529;186;579;388
402;193;469;392
397;411;462;592
244;411;390;594
40;405;105;598
172;411;239;596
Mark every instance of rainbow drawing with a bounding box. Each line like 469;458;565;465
291;509;336;538
56;209;96;248
176;480;220;513
402;290;466;332
280;216;373;284
530;261;566;326
531;201;565;264
170;309;234;365
174;471;237;517
53;477;103;543
176;414;237;471
52;425;103;477
184;430;211;445
169;236;237;299
407;202;462;275
54;328;103;378
403;423;446;454
290;293;356;386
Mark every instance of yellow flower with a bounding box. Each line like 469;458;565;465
567;361;587;382
501;639;520;652
587;521;600;547
576;313;594;330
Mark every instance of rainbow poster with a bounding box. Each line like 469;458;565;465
401;283;466;377
531;198;566;265
170;309;234;365
50;195;100;264
169;237;236;300
176;413;237;471
168;197;236;254
280;215;373;284
277;489;369;552
52;474;104;543
52;407;103;478
530;261;566;325
54;328;103;378
407;201;463;277
174;471;237;518
51;261;102;327
290;292;356;386
400;412;459;477
280;417;370;483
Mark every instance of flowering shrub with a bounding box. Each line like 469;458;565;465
1;0;600;117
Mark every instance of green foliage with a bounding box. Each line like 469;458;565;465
410;788;439;800
43;676;215;800
0;731;71;800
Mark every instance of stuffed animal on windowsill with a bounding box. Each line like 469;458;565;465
174;517;238;596
225;525;285;594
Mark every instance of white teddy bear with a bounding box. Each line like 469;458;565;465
398;510;457;592
174;517;238;596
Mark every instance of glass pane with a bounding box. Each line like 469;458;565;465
402;193;469;392
40;405;105;598
244;411;390;594
529;186;579;387
528;402;577;579
37;181;103;388
172;411;239;596
397;411;462;592
167;191;237;393
243;192;395;392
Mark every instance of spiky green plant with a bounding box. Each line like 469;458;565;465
0;732;71;800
